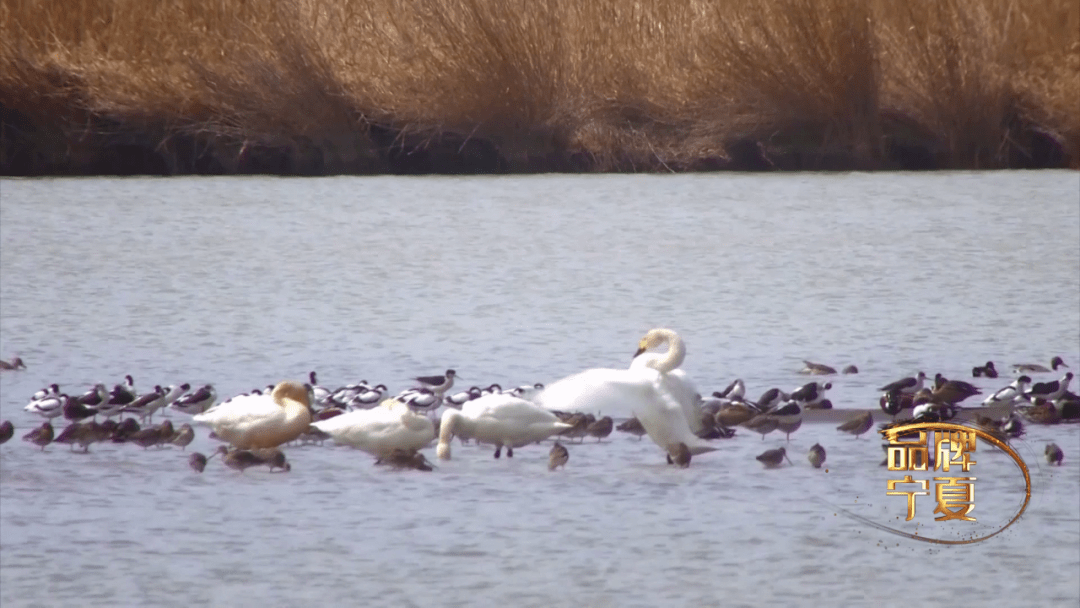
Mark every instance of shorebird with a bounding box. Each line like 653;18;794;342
756;388;788;411
972;361;998;378
667;442;691;468
716;403;758;427
22;421;54;450
170;423;195;450
807;443;826;468
718;378;746;400
616;417;646;440
836;411;873;438
1045;442;1064;466
790;381;831;407
983;376;1032;407
1013;357;1069;374
879;372;926;395
375;449;434;472
548;441;569;471
172;384;217;415
743;414;779;440
189;452;209;473
931;374;982;405
756;446;792;468
800;361;837;375
1027;372;1074;402
586;416;614;442
414;369;457;394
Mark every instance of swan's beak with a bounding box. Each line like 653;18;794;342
633;347;645;359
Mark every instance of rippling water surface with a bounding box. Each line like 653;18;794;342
1;172;1078;606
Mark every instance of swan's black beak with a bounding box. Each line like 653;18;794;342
633;346;646;359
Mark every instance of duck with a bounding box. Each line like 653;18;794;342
22;421;54;450
879;372;926;395
807;443;826;468
0;356;26;370
548;442;569;470
0;420;13;444
310;398;435;457
1013;357;1069;374
375;448;435;472
972;361;998;378
534;328;715;460
756;446;792;468
836;411;873;438
193;381;313;449
437;392;572;459
799;360;837;375
931;374;981;405
842;365;859;374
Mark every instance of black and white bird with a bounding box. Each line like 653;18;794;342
347;384;387;409
24;393;66;419
878;371;926;395
31;383;60;402
446;386;483;408
62;395;99;422
308;371;331;405
756;387;788;411
982;376;1032;407
790;381;831;407
161;383;192;409
718;378;746;400
171;384;216;415
122;386;167;422
107;375;138;406
1026;372;1074;403
397;387;440;414
414;369;457;395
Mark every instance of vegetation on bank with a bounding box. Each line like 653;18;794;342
2;0;1077;175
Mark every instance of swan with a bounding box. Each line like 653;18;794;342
436;392;572;459
534;328;715;458
192;380;313;449
310;398;435;457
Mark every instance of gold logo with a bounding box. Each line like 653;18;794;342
876;422;1031;544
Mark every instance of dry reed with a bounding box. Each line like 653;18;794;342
2;0;1077;173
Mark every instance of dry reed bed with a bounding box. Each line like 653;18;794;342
1;0;1077;174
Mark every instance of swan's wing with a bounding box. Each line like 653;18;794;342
470;394;559;424
194;393;278;425
660;369;704;435
533;368;658;417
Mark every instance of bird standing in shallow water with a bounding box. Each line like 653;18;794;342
1045;443;1064;466
23;421;54;450
807;443;826;468
836;411;873;438
189;452;209;473
586;416;614;442
548;441;569;471
616;417;646;440
375;449;435;472
667;442;691;467
757;446;792;468
415;369;457;395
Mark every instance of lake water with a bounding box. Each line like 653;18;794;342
1;172;1078;606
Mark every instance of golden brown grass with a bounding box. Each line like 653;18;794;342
2;0;1077;173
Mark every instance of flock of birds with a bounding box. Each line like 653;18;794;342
1;335;1075;474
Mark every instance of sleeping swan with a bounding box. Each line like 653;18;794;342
193;380;313;449
311;398;435;457
437;392;572;459
534;328;714;458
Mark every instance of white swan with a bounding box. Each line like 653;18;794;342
192;380;313;449
534;328;714;457
436;392;572;459
311;398;435;457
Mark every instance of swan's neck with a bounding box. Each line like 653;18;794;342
437;410;466;459
648;330;685;373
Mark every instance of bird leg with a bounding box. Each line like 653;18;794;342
494;445;502;458
507;446;514;458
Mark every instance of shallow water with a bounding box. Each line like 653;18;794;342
1;172;1078;606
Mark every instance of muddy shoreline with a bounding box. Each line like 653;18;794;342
3;105;1071;177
